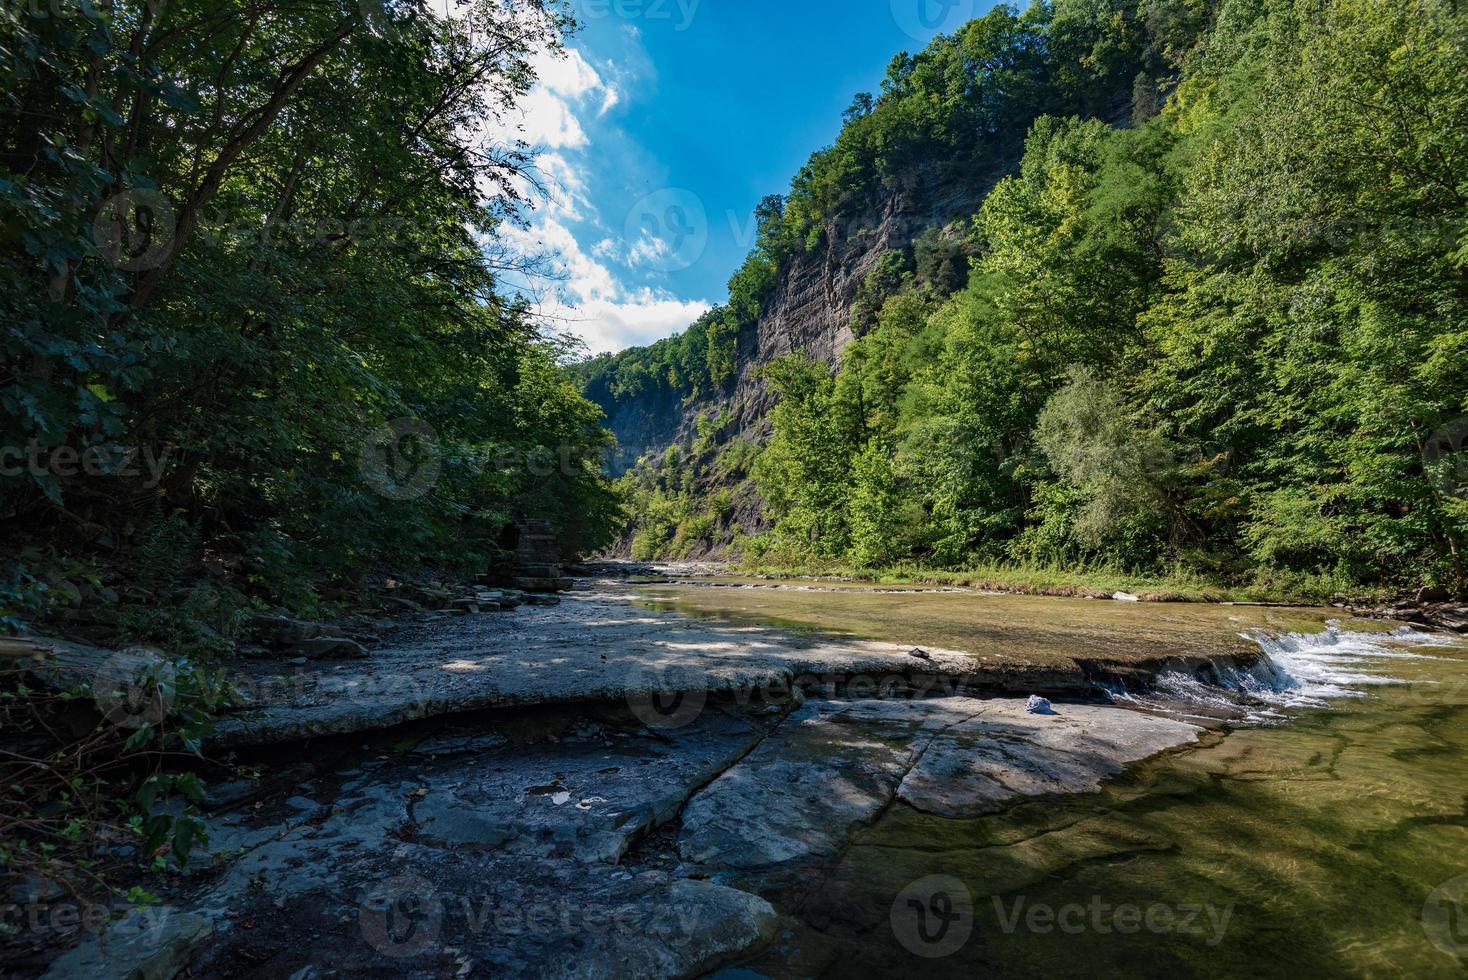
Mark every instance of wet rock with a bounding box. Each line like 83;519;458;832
205;591;977;748
381;595;427;613
1435;608;1468;632
410;705;779;864
409;733;510;758
175;705;787;979
41;906;213;980
203;778;261;809
578;878;777;979
1026;694;1055;714
513;576;576;594
249;614;324;645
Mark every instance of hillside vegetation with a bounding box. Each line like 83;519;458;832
588;0;1468;599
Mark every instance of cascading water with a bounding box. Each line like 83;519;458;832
1108;623;1460;723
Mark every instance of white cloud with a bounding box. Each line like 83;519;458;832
505;214;711;355
480;48;615;151
485;39;705;355
628;235;673;268
566;292;713;354
532;151;590;220
537;47;604;99
515;87;588;148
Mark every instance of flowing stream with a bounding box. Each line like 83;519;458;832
629;578;1468;978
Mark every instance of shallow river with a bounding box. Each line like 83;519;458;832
632;580;1468;978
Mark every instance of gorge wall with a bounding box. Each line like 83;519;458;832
601;168;989;473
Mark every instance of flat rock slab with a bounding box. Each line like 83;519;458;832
43;693;1198;979
127;703;787;979
897;700;1204;816
408;704;782;863
679;697;1200;872
210;588;977;747
678;699;980;870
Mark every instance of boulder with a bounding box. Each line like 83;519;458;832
513;577;575;594
42;907;214;980
1418;585;1454;604
289;636;370;660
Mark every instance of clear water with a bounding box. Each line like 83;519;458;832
628;580;1468;978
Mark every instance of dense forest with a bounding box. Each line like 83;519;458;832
0;1;621;886
591;0;1468;599
0;1;619;642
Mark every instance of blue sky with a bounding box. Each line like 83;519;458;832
491;0;999;354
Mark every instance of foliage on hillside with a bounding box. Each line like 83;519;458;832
578;0;1177;413
615;0;1468;597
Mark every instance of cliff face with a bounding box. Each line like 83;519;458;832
602;168;990;468
602;382;685;477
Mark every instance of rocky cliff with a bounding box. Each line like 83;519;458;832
603;166;991;470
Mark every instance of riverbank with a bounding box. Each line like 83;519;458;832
11;574;1464;978
716;559;1371;604
22;577;1276;751
641;559;1467;633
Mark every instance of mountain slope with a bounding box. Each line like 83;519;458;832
579;0;1468;597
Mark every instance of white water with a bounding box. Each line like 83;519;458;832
1110;623;1460;723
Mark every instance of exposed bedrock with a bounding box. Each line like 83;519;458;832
43;691;1202;980
677;697;1201;876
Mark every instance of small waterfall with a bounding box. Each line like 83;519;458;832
1107;624;1457;723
